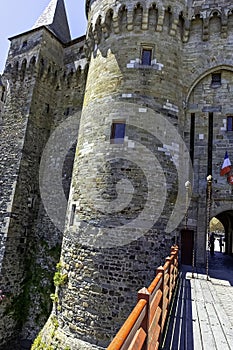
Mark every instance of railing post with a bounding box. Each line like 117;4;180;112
165;256;172;303
156;265;165;342
171;245;179;276
170;248;177;290
137;287;150;350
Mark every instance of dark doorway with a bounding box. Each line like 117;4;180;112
180;229;194;265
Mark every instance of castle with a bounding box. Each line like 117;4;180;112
1;0;233;349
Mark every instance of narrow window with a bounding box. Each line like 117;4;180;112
141;48;152;66
45;103;50;113
1;86;5;102
227;116;233;131
207;112;213;176
70;204;76;226
211;73;221;87
110;121;126;144
190;113;195;164
22;40;27;48
64;107;70;116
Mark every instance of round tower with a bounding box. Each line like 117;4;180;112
39;1;191;349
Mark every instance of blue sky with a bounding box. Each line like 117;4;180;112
0;0;87;73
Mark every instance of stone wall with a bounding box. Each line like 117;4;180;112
2;0;233;349
0;27;87;349
38;0;189;349
182;1;233;264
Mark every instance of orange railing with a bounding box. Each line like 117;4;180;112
107;246;179;350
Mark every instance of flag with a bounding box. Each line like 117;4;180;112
220;151;231;176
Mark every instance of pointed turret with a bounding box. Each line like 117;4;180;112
33;0;71;43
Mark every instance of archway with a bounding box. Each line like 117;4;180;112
210;211;233;255
209;216;225;253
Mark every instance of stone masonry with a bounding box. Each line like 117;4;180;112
1;0;233;349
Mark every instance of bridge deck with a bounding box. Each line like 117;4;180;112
161;252;233;350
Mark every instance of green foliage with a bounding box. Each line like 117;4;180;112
50;293;59;303
4;251;57;329
53;271;68;287
32;316;59;349
53;262;68;287
51;315;59;329
31;333;46;349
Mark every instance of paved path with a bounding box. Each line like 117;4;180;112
161;252;233;350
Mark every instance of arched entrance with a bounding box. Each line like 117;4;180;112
210;211;233;255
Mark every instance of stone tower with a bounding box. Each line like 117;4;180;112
38;0;191;349
0;1;87;348
1;0;233;349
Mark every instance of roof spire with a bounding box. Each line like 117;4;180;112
33;0;71;43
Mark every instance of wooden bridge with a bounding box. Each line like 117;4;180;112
107;247;233;350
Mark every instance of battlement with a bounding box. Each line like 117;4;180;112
4;29;88;90
85;0;233;51
4;56;88;89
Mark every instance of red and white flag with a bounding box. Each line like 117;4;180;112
220;151;231;176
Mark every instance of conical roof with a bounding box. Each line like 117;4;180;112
33;0;71;43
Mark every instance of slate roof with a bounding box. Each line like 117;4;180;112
33;0;71;43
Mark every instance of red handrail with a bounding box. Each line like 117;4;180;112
107;246;179;350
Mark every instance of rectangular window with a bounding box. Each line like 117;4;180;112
211;73;221;87
227;116;233;131
141;48;152;66
110;121;126;144
44;103;50;114
70;204;76;226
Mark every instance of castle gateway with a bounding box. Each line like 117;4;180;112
1;0;233;349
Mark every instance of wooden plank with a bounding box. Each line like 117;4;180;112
188;278;203;350
148;306;162;342
199;279;214;303
195;293;217;350
148;323;161;350
120;302;147;350
214;302;233;349
149;290;162;324
164;273;169;286
204;276;233;348
205;302;230;349
127;327;147;350
107;299;147;350
163;285;169;300
193;278;205;303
